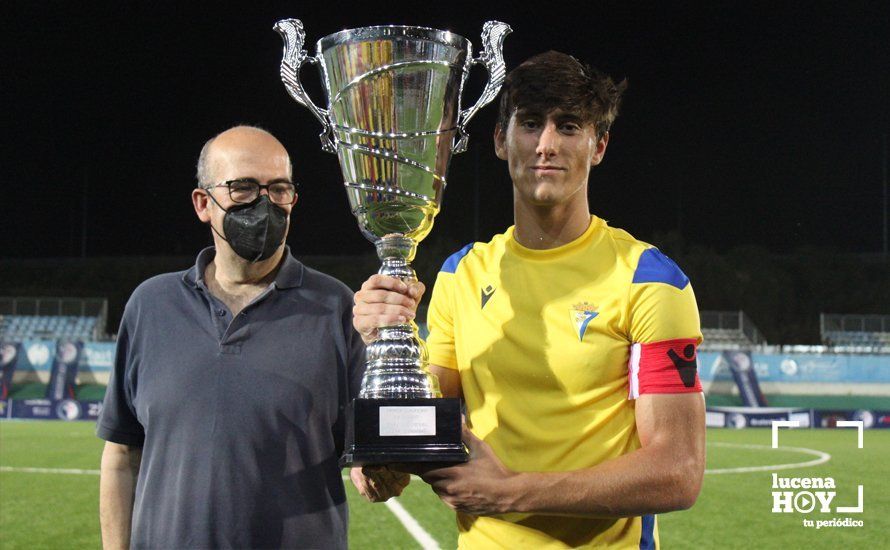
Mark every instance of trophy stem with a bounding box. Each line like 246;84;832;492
376;235;418;281
358;235;441;399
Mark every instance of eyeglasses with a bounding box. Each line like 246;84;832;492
204;179;298;205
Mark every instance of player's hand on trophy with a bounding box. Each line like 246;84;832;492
350;465;411;502
417;425;518;516
353;275;426;345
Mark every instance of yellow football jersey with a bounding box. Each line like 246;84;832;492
426;216;702;549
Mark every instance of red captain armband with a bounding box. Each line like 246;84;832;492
628;338;702;399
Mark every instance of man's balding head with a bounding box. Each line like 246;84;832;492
191;125;297;264
196;126;292;188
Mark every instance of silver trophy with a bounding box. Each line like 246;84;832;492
275;19;510;464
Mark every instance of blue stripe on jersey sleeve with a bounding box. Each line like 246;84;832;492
440;243;475;273
632;248;689;290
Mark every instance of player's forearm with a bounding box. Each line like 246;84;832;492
99;444;141;549
429;365;461;398
506;443;703;517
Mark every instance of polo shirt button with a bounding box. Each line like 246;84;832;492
216;309;225;316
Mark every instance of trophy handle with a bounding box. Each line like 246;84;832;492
453;21;512;154
274;19;336;153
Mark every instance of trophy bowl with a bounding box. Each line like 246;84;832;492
275;19;510;465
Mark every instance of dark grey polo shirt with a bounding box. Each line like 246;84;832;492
97;247;365;550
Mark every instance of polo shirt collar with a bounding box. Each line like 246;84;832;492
273;247;304;289
181;246;304;289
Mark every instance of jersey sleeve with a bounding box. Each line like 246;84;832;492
426;270;458;371
626;248;703;398
96;303;146;446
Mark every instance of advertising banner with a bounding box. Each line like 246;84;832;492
79;342;114;375
17;340;57;373
4;339;113;376
3;398;102;421
721;351;769;407
1;342;20;399
706;407;810;428
45;341;82;400
812;409;890;429
698;351;890;384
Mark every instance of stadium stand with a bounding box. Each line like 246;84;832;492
699;310;766;350
0;297;108;341
820;313;890;353
0;315;99;340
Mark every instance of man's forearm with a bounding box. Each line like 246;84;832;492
504;442;702;518
502;393;706;518
99;444;141;549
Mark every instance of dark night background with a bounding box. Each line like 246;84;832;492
2;1;889;340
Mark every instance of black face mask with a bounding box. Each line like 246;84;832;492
207;194;289;262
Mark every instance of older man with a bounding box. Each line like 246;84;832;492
97;126;395;549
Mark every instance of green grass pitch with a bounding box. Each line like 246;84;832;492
1;422;887;549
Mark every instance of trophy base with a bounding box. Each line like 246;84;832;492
340;398;469;467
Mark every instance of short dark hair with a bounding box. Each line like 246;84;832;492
497;51;627;139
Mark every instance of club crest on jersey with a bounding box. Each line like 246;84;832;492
571;302;599;341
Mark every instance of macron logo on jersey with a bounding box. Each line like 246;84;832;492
481;285;496;309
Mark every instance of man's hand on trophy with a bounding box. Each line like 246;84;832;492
350;465;411;502
353;275;426;345
416;425;519;516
